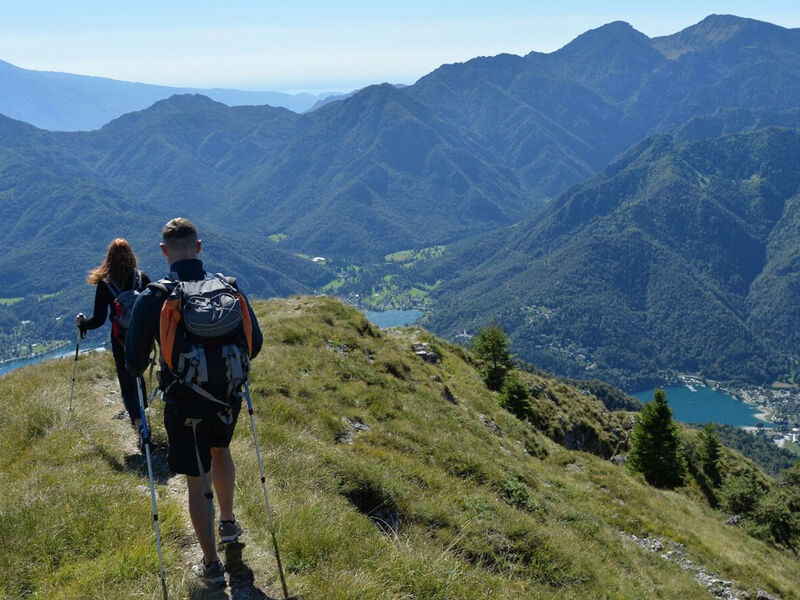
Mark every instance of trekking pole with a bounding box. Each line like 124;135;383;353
68;327;82;412
137;377;169;600
244;380;290;600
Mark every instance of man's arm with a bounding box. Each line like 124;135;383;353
125;288;161;376
244;293;263;360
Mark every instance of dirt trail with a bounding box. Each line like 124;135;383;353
95;380;289;600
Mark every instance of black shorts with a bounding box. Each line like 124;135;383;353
163;399;241;476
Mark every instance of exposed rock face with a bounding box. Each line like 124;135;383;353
621;532;785;600
478;413;503;437
412;342;440;364
336;416;371;444
560;423;607;457
442;385;458;404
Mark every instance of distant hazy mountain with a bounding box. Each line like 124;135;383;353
0;59;334;130
420;128;800;388
308;84;406;111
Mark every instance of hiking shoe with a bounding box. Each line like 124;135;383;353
191;557;226;586
219;518;243;543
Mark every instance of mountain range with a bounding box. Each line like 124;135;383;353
419;128;800;388
0;58;338;130
3;14;800;385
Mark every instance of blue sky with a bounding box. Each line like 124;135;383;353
2;1;799;92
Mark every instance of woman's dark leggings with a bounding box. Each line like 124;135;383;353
111;338;146;425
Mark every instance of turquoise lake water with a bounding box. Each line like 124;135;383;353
364;309;424;328
632;385;767;427
0;342;105;377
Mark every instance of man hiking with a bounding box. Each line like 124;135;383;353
125;218;263;587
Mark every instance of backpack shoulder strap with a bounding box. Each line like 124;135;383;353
147;277;177;298
105;278;120;298
214;273;238;289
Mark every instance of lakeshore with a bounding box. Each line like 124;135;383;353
364;309;423;329
0;342;107;377
632;383;769;428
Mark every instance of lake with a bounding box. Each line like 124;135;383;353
0;342;106;378
364;309;423;328
632;385;768;427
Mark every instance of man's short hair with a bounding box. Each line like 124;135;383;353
162;217;198;252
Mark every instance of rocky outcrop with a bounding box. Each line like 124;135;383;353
411;342;440;364
621;532;784;600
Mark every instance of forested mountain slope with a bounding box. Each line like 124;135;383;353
421;128;800;388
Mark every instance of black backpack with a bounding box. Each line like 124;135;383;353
151;273;254;407
106;270;143;344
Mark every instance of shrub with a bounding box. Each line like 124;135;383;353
500;372;532;421
721;470;765;515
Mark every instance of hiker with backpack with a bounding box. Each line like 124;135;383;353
75;238;150;433
125;218;263;587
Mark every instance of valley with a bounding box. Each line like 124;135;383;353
4;14;800;429
5;6;800;599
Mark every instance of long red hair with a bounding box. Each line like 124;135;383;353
86;238;138;287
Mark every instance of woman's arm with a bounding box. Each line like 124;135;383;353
79;282;111;332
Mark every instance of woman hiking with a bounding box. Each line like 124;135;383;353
75;238;151;441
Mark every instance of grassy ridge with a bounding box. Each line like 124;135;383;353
1;296;797;599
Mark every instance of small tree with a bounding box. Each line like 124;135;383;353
627;388;686;489
699;423;722;487
781;462;800;491
500;372;532;420
473;322;513;391
721;469;764;514
754;490;797;546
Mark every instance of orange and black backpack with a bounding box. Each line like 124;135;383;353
151;273;254;407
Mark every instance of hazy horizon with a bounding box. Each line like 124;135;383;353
2;1;799;94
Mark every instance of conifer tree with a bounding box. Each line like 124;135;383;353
699;423;722;486
473;323;513;391
627;388;686;489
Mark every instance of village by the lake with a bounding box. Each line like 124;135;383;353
673;374;800;454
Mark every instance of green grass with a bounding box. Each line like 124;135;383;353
1;296;798;600
322;278;347;291
30;340;68;355
37;291;63;301
268;233;289;243
385;250;414;262
0;296;23;306
384;245;445;265
783;440;800;456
